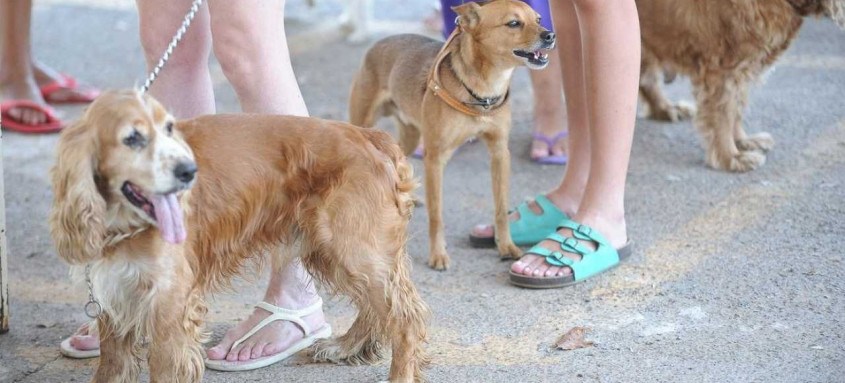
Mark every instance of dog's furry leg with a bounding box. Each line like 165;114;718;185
422;138;457;270
731;82;774;153
312;248;429;382
481;131;521;260
349;66;385;129
394;118;421;156
639;52;695;122
148;288;206;383
385;252;430;382
693;74;766;172
314;306;385;365
93;315;141;383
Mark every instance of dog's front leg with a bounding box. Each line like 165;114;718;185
148;288;206;383
639;52;694;122
693;74;766;172
482;131;521;260
93;315;141;383
731;81;774;154
423;139;456;270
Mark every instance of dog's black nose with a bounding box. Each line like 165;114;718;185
174;161;197;183
541;31;556;44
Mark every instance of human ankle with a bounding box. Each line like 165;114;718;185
263;287;321;310
545;190;580;217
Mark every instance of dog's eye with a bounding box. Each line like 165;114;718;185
506;20;522;28
165;121;174;135
123;129;146;149
537;17;541;24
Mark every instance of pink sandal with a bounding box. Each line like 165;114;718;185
40;74;100;104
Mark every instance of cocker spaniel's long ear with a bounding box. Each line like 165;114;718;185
49;118;106;264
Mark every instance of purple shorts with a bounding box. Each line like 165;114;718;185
440;0;554;38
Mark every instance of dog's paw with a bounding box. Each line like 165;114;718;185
648;101;696;122
313;338;385;366
497;242;522;260
428;252;450;271
710;150;767;172
736;132;774;153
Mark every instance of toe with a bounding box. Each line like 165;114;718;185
532;259;552;277
225;343;243;361
251;342;268;359
524;256;548;276
511;254;538;274
237;342;255;361
70;334;99;350
471;224;494;238
206;345;227;360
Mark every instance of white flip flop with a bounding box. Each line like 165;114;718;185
205;298;332;372
59;321;101;359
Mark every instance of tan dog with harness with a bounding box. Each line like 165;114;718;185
348;0;555;270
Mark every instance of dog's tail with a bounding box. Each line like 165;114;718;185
361;129;417;218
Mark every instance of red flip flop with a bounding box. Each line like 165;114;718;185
40;74;100;104
1;100;63;134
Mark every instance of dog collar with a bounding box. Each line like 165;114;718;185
426;27;509;117
461;80;508;110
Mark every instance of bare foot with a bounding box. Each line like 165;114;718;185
68;321;100;351
530;103;568;161
206;297;328;362
0;72;50;126
33;61;98;103
470;194;576;240
510;213;627;278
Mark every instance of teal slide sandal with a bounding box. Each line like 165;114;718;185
509;220;631;289
469;195;569;248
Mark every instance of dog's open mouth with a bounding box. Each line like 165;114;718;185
121;181;187;244
513;48;550;67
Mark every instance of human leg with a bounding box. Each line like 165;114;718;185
137;0;215;118
512;0;639;281
0;0;50;127
203;0;325;363
209;0;307;116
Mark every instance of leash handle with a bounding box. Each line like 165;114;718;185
140;0;205;93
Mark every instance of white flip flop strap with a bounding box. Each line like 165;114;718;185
230;298;323;351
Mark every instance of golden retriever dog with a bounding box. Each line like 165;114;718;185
348;0;556;269
50;90;429;382
637;0;845;172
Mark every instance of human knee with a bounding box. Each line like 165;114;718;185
210;20;271;93
139;18;210;70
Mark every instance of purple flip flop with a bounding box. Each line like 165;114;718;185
531;132;568;165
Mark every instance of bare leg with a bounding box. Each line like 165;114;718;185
528;56;569;161
204;0;325;362
137;0;215;118
512;0;639;278
0;0;48;126
209;0;307;116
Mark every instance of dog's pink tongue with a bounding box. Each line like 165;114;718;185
152;193;187;244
